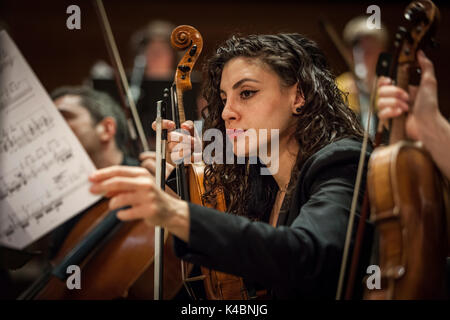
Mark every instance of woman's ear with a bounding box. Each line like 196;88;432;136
96;117;117;142
292;85;305;115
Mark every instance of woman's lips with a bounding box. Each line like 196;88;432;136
226;129;246;139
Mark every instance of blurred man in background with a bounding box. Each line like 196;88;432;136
130;20;177;80
90;20;177;82
52;86;136;168
336;16;388;137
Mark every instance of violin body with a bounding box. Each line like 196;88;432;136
365;141;447;299
187;163;250;300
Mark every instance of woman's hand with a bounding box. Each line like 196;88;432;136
151;119;201;167
88;165;190;242
139;151;175;179
377;50;440;141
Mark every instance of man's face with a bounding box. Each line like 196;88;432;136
53;94;100;155
355;35;384;87
145;38;174;79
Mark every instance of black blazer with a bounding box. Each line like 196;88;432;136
171;138;372;299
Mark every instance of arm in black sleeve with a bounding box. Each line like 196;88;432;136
173;139;370;298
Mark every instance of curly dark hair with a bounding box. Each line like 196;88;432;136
201;33;363;220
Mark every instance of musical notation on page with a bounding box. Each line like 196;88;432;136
0;30;101;250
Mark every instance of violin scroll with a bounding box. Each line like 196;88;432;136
171;25;203;93
393;0;439;84
171;26;192;49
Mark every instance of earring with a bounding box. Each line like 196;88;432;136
295;107;301;113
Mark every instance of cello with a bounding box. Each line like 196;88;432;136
20;2;190;300
363;0;447;299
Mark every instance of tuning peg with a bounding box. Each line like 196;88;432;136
178;65;191;73
163;88;170;99
394;26;407;47
189;45;198;57
405;2;429;25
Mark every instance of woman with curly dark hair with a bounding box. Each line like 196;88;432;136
89;33;372;299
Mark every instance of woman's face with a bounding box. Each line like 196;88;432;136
220;57;303;157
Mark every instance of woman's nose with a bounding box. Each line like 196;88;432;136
221;100;239;122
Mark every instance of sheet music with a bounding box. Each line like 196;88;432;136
0;30;101;250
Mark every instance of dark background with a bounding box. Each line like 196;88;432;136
1;0;449;117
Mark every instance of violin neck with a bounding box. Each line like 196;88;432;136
389;63;411;144
169;84;190;201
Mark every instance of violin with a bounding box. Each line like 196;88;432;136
364;0;447;299
168;25;257;300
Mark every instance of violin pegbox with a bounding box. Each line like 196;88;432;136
170;25;203;92
396;0;439;65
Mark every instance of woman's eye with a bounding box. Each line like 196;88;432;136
240;90;258;99
221;98;227;105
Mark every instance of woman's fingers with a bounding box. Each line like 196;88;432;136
104;190;123;198
180;120;195;136
378;76;392;87
417;50;437;89
139;151;156;161
378;96;409;113
378;85;410;102
377;98;407;120
141;154;176;178
109;192;135;210
140;151;157;175
150;119;194;134
116;205;152;221
167;130;195;163
378;106;403;120
151;119;176;132
114;196;161;225
168;130;195;144
109;190;151;210
90;175;154;196
89;165;148;183
377;83;410;121
412;50;439;118
141;158;156;175
149;120;197;166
